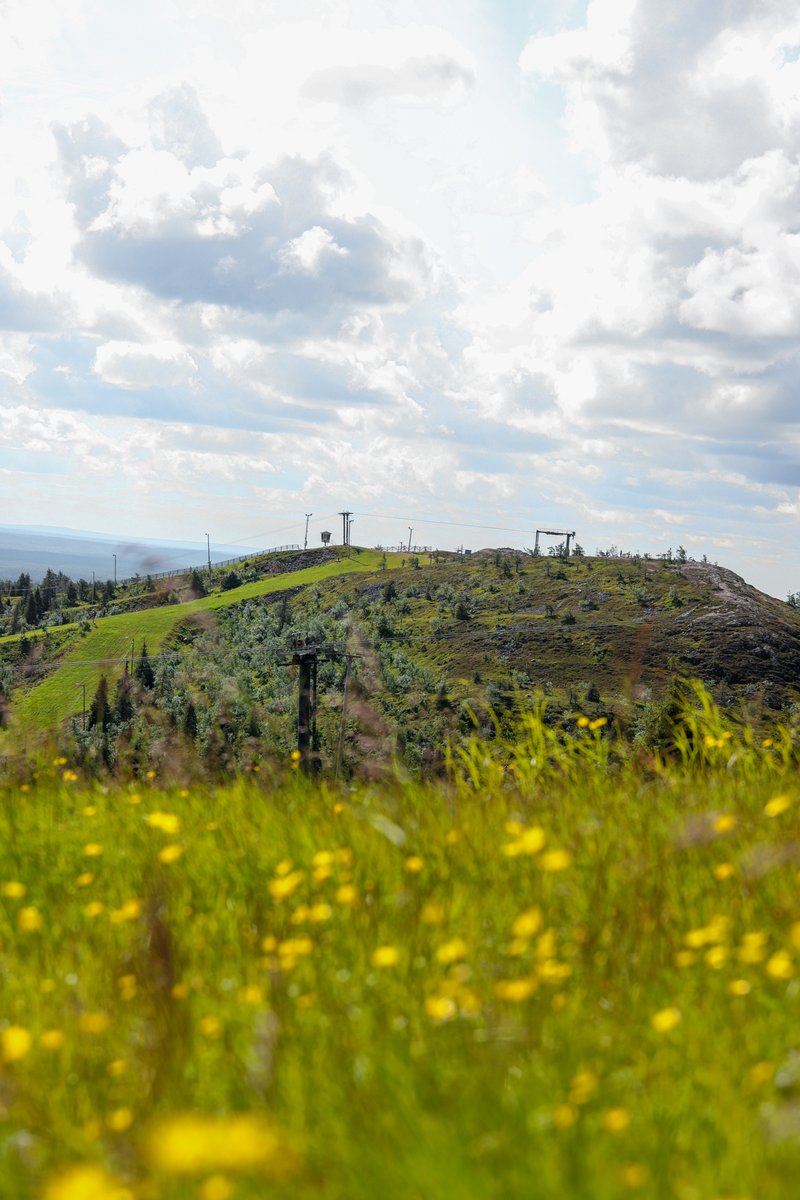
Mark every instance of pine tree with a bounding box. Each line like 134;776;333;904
135;642;155;689
183;701;198;740
88;675;110;731
114;672;135;723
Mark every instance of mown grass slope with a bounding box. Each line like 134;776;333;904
2;695;800;1198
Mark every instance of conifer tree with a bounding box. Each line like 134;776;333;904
88;675;110;731
135;642;155;689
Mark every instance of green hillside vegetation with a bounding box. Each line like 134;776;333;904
2;697;800;1198
3;545;800;777
3;549;401;733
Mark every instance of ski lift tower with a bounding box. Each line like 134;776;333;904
534;529;576;556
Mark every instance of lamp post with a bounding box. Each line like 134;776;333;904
407;527;413;553
112;553;117;586
206;533;211;571
304;513;312;551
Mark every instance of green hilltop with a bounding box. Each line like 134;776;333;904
3;544;800;773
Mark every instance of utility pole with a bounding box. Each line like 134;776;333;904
293;645;320;776
304;513;312;551
338;511;352;550
112;553;117;586
206;533;211;571
407;527;413;553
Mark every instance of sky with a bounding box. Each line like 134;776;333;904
1;0;800;596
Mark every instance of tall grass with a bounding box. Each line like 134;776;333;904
2;689;800;1198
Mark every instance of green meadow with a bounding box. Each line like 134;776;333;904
3;691;800;1199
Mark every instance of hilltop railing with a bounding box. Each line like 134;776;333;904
119;544;300;585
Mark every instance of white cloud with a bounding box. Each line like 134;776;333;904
279;226;349;275
93;341;198;389
2;0;800;597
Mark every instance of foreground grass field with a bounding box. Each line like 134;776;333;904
3;692;800;1199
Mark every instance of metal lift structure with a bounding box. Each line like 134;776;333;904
534;529;577;556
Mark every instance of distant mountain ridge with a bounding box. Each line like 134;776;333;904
0;524;263;582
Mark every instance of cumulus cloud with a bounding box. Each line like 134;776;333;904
93;341;198;390
302;54;475;107
53;113;438;335
520;0;800;178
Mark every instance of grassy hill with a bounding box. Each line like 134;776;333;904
3;546;800;771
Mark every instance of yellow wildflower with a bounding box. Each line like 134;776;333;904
436;938;468;964
1;1025;32;1062
107;1058;128;1077
1;881;26;898
79;1012;111;1035
269;870;305;900
335;884;358;906
602;1107;631;1133
238;985;263;1005
405;855;424;873
110;899;141;923
621;1163;648;1189
713;863;735;881
40;1029;65;1050
145;811;180;834
512;906;543;939
144;1112;300;1176
650;1007;681;1033
764;794;792;817
765;950;794;980
728;979;751;996
738;932;768;964
540;849;573;872
552;1104;578;1129
18;906;42;933
85;901;105;918
504;826;547;857
158;843;184;864
83;843;103;857
705;946;728;970
713;813;737;833
569;1071;597;1105
76;872;95;887
494;977;538;1002
539;959;572;984
748;1061;774;1086
199;1015;223;1039
42;1163;133;1200
107;1107;134;1132
589;716;607;730
425;995;458;1022
372;945;400;968
420;901;445;924
118;974;137;1001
